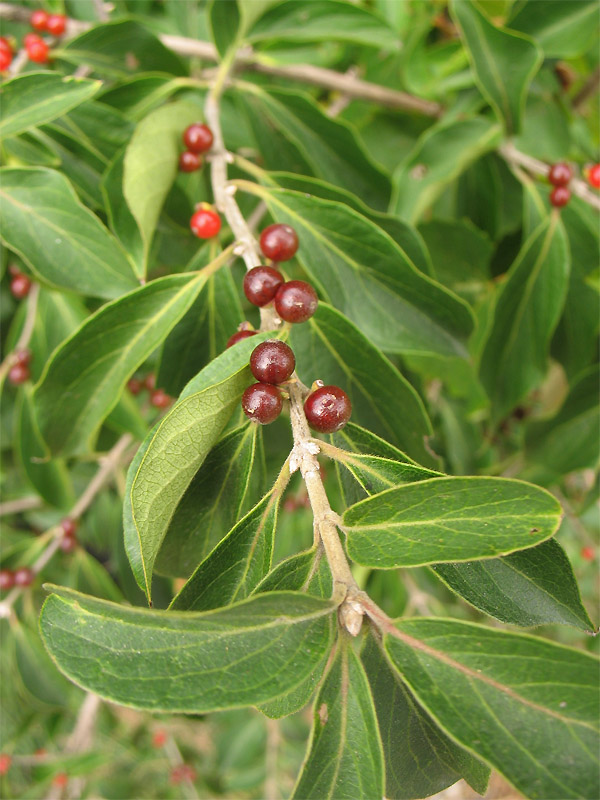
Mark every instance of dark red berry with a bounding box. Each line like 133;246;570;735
8;364;30;385
0;570;14;591
30;9;49;30
274;281;318;323
226;330;257;348
241;383;283;425
179;151;202;173
13;567;35;587
243;266;284;307
13;349;31;366
127;377;143;395
150;389;172;409
0;754;11;775
259;224;299;262
183;123;213;154
10;274;32;299
250;340;295;385
587;164;600;189
0;37;13;70
46;14;67;36
190;207;221;239
548;162;572;187
144;373;156;391
304;385;351;433
26;38;50;63
550;186;570;208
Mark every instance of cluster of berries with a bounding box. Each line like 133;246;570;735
127;372;172;409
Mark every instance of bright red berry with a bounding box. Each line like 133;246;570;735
179;151;202;173
548;162;572;187
52;772;68;788
0;570;14;591
8;363;30;385
127;377;143;395
0;754;11;775
259;224;299;262
243;266;285;307
250;340;295;385
46;14;67;36
150;389;172;409
183;123;213;154
550;186;570;208
0;37;13;70
304;385;351;433
190;207;221;239
226;330;257;348
241;383;283;425
581;546;595;561
30;9;49;30
144;373;156;391
587;164;600;189
26;38;50;63
10;274;32;299
274;281;318;323
152;729;167;748
13;567;35;587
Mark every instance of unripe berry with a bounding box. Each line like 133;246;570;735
304;385;351;433
226;330;257;348
250;340;295;385
259;224;299;261
179;151;202;173
0;570;14;591
587;164;600;189
10;274;32;299
30;9;49;30
8;363;30;385
0;37;13;70
190;207;221;239
241;383;283;424
13;567;35;587
274;281;318;323
243;266;284;307
550;186;570;208
46;14;67;36
183;123;213;154
26;38;50;63
548;162;572;187
150;389;172;409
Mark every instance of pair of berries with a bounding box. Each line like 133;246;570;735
0;566;34;590
548;162;572;208
179;123;213;173
0;37;13;71
30;9;67;36
8;349;32;386
9;265;32;300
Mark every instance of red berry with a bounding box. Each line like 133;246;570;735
0;570;14;591
550;186;570;208
24;32;42;47
13;349;31;367
13;567;35;587
10;274;32;299
548;162;572;187
144;373;156;391
8;363;30;385
179;151;202;173
46;14;67;36
127;377;143;395
274;281;318;324
150;389;172;409
26;38;50;63
226;330;257;348
241;383;283;424
52;772;68;788
304;385;351;433
587;164;600;189
190;208;221;239
0;37;13;70
259;224;299;262
250;340;295;385
30;9;49;30
152;729;167;748
581;546;595;561
0;754;11;775
183;123;213;154
243;266;284;307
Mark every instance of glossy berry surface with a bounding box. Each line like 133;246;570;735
179;151;202;173
304;385;351;433
10;274;32;299
550;186;570;208
183;123;213;153
588;164;600;188
241;383;283;424
243;266;284;307
13;567;35;587
250;340;295;385
150;389;172;409
30;9;49;30
26;38;49;63
548;162;572;186
226;329;257;348
259;224;299;261
274;281;318;323
190;208;221;239
0;37;13;70
46;14;67;36
8;363;30;385
0;569;14;591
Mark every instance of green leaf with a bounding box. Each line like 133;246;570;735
249;0;399;50
33;272;211;457
343;476;562;568
123;101;206;269
385;618;600;799
170;468;288;611
433;538;596;632
209;0;242;58
0;167;138;299
479;215;570;421
242;185;473;359
234;86;390;211
124;333;274;600
290;305;436;467
391;118;502;224
450;0;542;134
156;424;259;577
0;73;101;139
292;639;384;800
40;587;335;713
361;633;490;799
509;0;598;58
